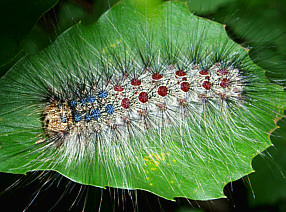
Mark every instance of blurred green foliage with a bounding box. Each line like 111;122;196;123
0;0;58;75
249;115;286;207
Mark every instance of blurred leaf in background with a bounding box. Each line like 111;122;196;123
0;0;120;76
248;115;286;210
0;0;58;76
185;0;236;15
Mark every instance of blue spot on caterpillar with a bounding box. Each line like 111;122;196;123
74;112;82;122
85;113;91;122
80;98;86;104
61;115;67;123
86;95;96;103
105;104;115;115
69;100;77;108
91;109;101;119
98;90;108;98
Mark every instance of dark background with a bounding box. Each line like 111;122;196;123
0;0;286;211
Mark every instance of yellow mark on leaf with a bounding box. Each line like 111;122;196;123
160;152;165;160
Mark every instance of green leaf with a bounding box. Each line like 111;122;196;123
0;0;58;74
0;1;285;201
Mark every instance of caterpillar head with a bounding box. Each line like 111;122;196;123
43;101;71;138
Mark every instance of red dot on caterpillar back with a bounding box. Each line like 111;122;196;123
181;82;190;92
176;70;186;76
158;86;168;97
202;81;211;90
114;84;124;92
217;69;228;76
199;69;208;75
122;116;130;124
220;78;230;88
152;73;163;80
178;98;187;106
131;78;141;86
121;98;130;109
219;93;227;100
156;103;166;109
139;92;148;103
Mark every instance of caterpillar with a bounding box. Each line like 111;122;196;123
41;60;244;165
0;0;285;211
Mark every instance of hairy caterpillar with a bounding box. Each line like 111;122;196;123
0;0;285;211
